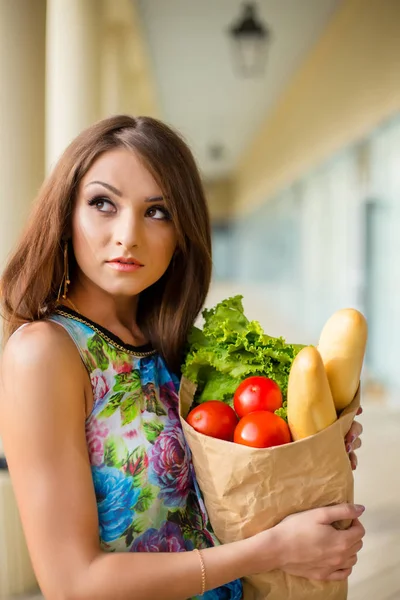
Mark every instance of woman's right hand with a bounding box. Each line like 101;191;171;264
253;503;365;582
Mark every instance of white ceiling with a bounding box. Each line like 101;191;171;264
137;0;341;180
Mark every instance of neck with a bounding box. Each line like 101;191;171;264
62;280;147;347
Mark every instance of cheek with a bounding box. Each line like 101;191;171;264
155;231;177;267
72;212;108;259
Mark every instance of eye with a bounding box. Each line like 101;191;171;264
146;205;171;221
88;196;116;214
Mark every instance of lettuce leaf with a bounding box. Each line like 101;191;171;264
182;295;304;420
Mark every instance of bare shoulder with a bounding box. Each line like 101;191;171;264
1;319;82;378
0;319;87;420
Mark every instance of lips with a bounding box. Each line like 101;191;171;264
107;257;144;266
106;256;144;273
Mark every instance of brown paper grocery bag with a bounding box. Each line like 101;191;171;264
179;376;360;600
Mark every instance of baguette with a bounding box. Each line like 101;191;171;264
287;346;337;440
318;308;367;411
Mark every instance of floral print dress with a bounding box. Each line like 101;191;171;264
49;307;242;600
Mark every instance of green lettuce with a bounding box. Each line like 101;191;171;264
181;295;304;420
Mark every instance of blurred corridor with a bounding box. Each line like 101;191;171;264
1;0;400;597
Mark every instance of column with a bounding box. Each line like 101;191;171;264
45;0;101;170
0;0;46;274
0;2;45;591
0;0;46;456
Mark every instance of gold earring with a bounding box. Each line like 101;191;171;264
57;241;70;302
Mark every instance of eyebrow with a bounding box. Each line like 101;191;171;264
85;180;164;202
86;181;122;196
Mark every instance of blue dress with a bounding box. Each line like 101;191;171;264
49;306;243;600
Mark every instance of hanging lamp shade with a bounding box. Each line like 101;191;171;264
228;2;271;77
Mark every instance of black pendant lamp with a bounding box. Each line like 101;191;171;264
228;2;271;77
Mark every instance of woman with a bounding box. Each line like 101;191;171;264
0;115;364;600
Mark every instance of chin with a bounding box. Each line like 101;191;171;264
106;278;159;298
106;284;146;298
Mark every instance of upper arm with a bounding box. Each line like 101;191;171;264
0;322;100;598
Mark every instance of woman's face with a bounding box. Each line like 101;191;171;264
71;148;177;300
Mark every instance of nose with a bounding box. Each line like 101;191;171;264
115;210;141;249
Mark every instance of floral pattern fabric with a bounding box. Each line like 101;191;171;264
49;311;242;600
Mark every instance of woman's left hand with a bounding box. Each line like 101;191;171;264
345;406;363;470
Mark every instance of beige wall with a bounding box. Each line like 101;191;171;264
235;0;400;214
204;178;234;222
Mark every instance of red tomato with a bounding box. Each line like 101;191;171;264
186;401;239;441
234;410;291;448
233;376;282;417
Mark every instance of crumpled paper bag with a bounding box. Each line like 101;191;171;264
179;376;360;600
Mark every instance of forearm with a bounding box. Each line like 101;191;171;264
70;533;277;600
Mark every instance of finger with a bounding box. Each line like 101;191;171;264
342;518;366;544
317;503;365;525
346;419;363;438
356;406;363;416
346;437;362;454
348;539;363;555
351;517;365;530
342;554;358;569
326;568;353;581
349;451;358;470
345;421;363;445
346;438;362;455
308;568;336;582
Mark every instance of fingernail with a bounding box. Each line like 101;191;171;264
350;435;356;443
356;406;363;415
354;504;365;512
346;443;352;453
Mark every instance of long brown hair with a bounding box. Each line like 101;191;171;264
0;115;212;372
